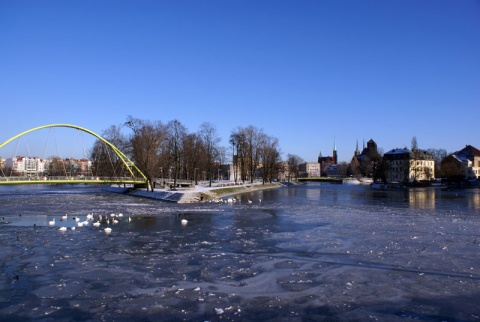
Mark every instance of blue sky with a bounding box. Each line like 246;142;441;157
1;0;479;163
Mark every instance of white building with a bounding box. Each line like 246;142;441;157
450;145;480;179
5;156;47;176
383;148;435;183
299;162;321;178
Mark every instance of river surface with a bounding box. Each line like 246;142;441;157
0;183;479;321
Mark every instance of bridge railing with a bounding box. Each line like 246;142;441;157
0;176;146;183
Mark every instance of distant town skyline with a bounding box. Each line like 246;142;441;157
1;1;479;163
0;122;475;167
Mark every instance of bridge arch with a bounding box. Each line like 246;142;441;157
0;123;147;181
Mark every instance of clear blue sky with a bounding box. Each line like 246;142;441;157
1;0;479;163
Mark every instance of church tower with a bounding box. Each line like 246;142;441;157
333;139;338;164
354;139;360;156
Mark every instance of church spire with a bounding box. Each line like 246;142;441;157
333;138;337;164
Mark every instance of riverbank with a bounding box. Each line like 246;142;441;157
103;181;285;203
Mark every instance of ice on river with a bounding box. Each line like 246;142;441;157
0;184;479;321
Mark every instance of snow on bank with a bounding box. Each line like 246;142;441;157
103;182;283;203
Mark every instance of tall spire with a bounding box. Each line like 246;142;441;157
333;138;338;164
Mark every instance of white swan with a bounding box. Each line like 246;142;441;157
61;214;68;220
104;227;112;234
48;219;55;226
93;222;101;227
181;219;188;225
71;227;75;231
58;226;67;231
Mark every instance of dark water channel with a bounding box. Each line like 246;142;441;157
1;183;479;321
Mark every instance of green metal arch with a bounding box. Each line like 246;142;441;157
0;123;147;181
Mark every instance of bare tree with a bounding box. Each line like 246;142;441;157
216;146;228;180
229;134;242;183
48;157;68;176
167;120;186;190
199;122;221;187
182;133;202;184
125;117;167;191
90;125;128;178
259;135;281;183
286;154;304;182
427;148;447;178
411;136;418;151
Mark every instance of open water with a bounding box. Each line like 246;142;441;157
0;183;479;321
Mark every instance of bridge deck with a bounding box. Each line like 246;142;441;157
0;176;147;185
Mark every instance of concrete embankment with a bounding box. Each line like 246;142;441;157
103;182;285;203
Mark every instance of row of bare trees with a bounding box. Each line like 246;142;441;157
89;117;282;190
229;125;282;184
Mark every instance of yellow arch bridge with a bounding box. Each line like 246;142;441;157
0;124;148;186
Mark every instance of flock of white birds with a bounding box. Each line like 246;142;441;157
47;196;262;233
210;197;261;204
48;212;132;234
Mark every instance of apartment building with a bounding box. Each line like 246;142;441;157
383;148;435;183
298;162;321;178
5;156;47;175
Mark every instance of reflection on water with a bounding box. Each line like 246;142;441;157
408;188;436;209
468;191;480;209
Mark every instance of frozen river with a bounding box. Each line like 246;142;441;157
1;183;479;321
